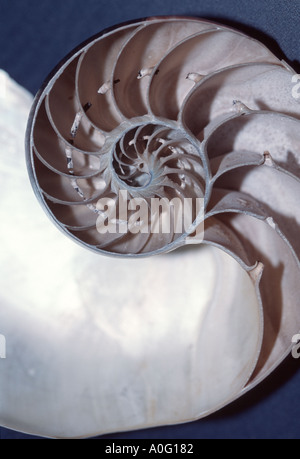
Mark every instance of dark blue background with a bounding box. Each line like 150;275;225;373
0;0;300;440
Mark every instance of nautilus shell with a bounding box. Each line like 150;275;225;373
1;16;300;438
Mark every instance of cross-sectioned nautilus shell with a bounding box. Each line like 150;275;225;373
7;16;299;437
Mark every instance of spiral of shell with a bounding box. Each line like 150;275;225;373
25;17;300;435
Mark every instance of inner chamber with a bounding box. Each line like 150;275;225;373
31;98;207;255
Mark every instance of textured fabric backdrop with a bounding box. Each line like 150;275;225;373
0;0;299;439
